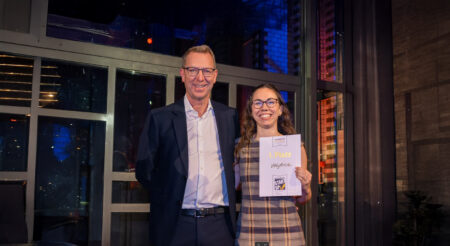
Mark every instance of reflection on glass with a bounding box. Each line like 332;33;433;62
40;59;107;113
111;213;149;246
317;90;345;246
34;116;105;245
0;114;29;171
318;0;343;82
112;181;149;203
46;0;303;75
0;53;33;107
175;77;229;105
113;70;165;172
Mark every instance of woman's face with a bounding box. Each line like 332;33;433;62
251;87;283;130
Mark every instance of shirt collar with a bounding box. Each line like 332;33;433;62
184;95;213;116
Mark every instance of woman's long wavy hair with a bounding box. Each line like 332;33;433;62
234;84;296;162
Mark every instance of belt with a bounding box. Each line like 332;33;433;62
180;206;228;218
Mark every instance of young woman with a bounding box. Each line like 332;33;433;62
234;84;312;246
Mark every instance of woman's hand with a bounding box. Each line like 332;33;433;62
295;166;312;204
295;144;312;204
295;166;312;187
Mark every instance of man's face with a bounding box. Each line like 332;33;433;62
180;52;217;103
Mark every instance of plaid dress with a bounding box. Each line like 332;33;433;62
236;139;306;246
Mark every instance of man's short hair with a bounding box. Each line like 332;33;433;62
181;44;216;68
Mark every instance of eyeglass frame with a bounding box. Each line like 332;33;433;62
182;66;217;78
252;98;279;109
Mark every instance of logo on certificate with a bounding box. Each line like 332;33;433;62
272;136;288;147
273;175;287;195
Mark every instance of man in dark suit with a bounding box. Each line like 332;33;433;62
136;45;239;246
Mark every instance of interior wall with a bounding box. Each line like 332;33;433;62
392;0;450;242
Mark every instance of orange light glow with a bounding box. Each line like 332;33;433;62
147;38;153;45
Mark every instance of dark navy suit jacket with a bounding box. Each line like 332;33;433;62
136;99;239;246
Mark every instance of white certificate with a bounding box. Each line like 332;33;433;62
259;134;302;197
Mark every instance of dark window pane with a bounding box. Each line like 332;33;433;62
40;60;107;113
174;77;185;102
34;116;105;245
0;113;29;171
112;181;149;203
113;70;165;172
0;181;27;243
236;84;255;124
212;82;229;105
280;90;295;124
175;77;229;105
111;213;149;246
0;53;33;107
46;0;303;75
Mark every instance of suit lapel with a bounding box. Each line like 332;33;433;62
172;100;189;176
213;103;228;161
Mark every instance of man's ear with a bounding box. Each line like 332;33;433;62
179;68;185;82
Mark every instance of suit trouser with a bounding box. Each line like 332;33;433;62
170;212;234;246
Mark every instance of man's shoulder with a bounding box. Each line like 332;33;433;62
150;100;184;116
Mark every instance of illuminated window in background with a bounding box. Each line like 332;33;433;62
0;113;29;171
0;53;33;107
318;0;343;82
40;59;107;113
46;0;303;75
113;70;166;172
34;116;105;244
317;91;345;246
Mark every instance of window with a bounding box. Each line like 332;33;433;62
46;0;302;75
34;116;105;244
317;90;345;246
111;213;149;246
0;53;33;107
0;113;29;171
40;59;107;113
318;0;343;83
113;69;166;172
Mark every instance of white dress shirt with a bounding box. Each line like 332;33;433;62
182;96;229;209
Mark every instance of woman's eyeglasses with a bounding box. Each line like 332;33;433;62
252;98;278;109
